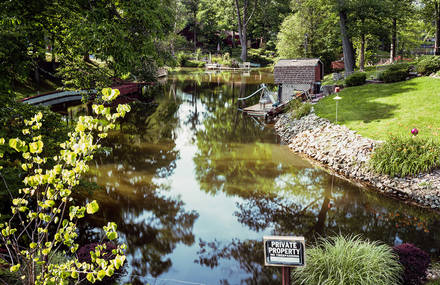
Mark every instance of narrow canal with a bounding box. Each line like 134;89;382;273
72;70;440;284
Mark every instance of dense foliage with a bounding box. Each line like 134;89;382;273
0;88;129;284
416;56;440;76
345;72;367;86
0;99;70;220
393;243;430;285
292;235;402;285
288;98;312;120
380;63;410;83
370;135;440;177
77;242;123;284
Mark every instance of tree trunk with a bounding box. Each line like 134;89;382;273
360;33;365;71
338;9;355;76
436;1;440;55
51;35;56;70
240;28;247;62
235;0;252;62
232;31;236;48
34;64;40;85
390;18;397;63
193;12;197;53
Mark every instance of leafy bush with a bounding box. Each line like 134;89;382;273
247;48;274;66
416;55;440;75
288;98;312;119
393;243;430;285
380;63;410;83
292;235;402;285
0;88;127;283
78;242;124;284
345;72;366;87
176;52;191;67
370;135;440;177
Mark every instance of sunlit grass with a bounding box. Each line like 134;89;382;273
315;77;440;141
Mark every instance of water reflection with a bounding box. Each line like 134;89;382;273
72;70;440;284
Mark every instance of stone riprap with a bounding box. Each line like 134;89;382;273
275;113;440;209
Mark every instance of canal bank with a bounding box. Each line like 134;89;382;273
72;70;440;283
275;112;440;210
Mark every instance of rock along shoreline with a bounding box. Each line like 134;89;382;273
274;112;440;210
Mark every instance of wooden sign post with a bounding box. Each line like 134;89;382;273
263;236;305;285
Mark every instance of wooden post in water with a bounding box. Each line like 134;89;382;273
282;266;290;285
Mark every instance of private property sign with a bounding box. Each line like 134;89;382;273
263;236;305;267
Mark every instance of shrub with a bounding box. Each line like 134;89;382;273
416;55;440;75
370;135;440;177
78;242;124;284
176;52;191;67
0;88;127;283
381;63;410;83
345;72;366;87
393;243;430;285
288;98;312;119
247;48;274;66
292;235;402;285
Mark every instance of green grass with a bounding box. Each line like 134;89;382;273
292;235;402;285
315;77;440;141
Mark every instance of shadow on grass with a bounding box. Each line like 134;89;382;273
316;80;417;124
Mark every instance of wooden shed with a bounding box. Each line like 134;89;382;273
274;58;324;102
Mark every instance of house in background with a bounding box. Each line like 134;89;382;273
274;58;323;103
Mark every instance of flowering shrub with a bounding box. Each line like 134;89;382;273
394;243;430;285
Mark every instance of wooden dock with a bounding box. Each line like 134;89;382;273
242;102;288;120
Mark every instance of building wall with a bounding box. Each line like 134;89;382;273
280;83;312;103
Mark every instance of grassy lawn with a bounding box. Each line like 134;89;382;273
315;77;440;141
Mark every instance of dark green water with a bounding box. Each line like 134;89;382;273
73;69;440;285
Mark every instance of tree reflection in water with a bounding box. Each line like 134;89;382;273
77;99;199;283
71;70;440;284
191;71;440;284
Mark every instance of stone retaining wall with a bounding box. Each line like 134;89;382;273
275;113;440;210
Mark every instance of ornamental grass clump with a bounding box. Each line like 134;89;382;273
292;235;402;285
370;135;440;177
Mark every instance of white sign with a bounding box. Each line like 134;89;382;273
263;236;305;267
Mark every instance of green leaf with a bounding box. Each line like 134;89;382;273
97;270;106;281
86;273;95;282
10;264;20;273
86;200;99;214
107;231;118;240
9;138;18;152
71;270;78;279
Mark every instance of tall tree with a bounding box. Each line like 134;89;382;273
351;0;385;70
182;0;200;52
335;0;356;76
277;0;340;72
234;0;258;61
421;0;440;55
386;0;415;62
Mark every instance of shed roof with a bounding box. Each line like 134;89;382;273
275;58;321;67
274;58;323;84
